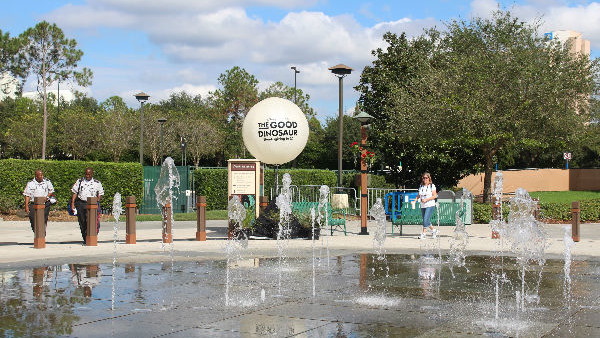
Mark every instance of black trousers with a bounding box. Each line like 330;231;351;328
75;199;100;242
28;202;50;233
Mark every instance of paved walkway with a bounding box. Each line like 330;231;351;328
1;219;598;269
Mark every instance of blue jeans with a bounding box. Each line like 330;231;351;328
421;206;434;227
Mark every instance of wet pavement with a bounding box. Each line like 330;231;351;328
1;219;599;337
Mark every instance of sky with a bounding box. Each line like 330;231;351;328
2;0;599;121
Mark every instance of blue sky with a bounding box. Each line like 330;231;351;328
2;0;599;121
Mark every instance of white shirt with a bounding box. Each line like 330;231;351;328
23;178;54;199
418;184;436;208
72;178;104;201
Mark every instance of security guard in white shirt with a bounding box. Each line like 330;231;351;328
71;167;104;244
23;170;55;233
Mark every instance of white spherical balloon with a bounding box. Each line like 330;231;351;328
242;97;309;165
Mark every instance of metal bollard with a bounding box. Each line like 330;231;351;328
491;196;501;239
33;196;46;249
571;201;580;242
259;196;269;215
125;196;136;244
86;197;98;246
162;202;172;243
196;196;206;241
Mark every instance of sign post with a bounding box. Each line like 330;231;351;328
228;159;261;218
563;152;572;169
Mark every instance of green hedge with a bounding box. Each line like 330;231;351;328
472;199;600;224
539;199;600;222
193;168;394;210
472;203;508;224
0;159;143;212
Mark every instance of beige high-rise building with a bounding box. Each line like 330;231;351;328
544;30;591;57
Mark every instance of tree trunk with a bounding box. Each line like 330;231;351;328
41;63;48;160
482;151;496;203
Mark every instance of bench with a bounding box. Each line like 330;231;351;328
291;201;346;236
390;201;467;235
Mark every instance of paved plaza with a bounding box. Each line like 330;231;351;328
1;219;599;337
0;219;599;268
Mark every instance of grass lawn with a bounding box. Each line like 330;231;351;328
119;210;228;222
528;191;600;204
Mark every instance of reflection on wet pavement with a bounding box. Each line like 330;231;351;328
0;254;599;337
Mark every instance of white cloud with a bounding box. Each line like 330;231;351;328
158;84;217;99
39;0;600;116
470;0;502;18
471;1;600;50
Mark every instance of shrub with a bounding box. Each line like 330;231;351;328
473;199;600;224
0;159;143;212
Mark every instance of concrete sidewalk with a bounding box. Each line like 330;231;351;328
0;218;598;269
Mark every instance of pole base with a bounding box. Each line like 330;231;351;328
572;235;580;242
86;236;98;246
359;228;369;235
196;231;206;241
162;233;173;243
491;231;500;239
33;237;45;249
126;234;136;244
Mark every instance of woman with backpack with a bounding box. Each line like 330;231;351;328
414;172;438;239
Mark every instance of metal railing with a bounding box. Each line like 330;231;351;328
270;185;359;213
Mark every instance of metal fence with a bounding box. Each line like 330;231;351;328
140;166;193;214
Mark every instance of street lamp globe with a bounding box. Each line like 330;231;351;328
328;64;353;189
134;92;150;165
354;111;374;125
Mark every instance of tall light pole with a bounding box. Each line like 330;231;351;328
328;64;353;188
135;92;150;165
354;111;374;235
180;136;186;166
291;66;300;103
158;117;167;163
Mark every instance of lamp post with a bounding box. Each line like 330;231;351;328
354;111;374;235
158;117;167;163
291;66;300;104
328;64;353;188
135;92;150;165
180;136;186;166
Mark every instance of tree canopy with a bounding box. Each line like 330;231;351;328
20;21;93;159
357;11;599;197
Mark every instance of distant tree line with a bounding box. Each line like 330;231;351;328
2;12;599;194
0;67;368;170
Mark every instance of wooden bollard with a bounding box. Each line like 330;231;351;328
196;196;207;241
491;196;501;239
532;198;540;220
125;264;135;273
125;196;136;244
33;196;46;249
86;197;98;246
259;196;268;214
571;201;580;242
359;253;367;289
32;267;46;298
162;203;172;243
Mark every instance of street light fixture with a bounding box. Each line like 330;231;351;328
135;92;150;165
328;64;353;188
180;136;186;166
354;111;374;235
158;117;167;163
291;66;300;104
